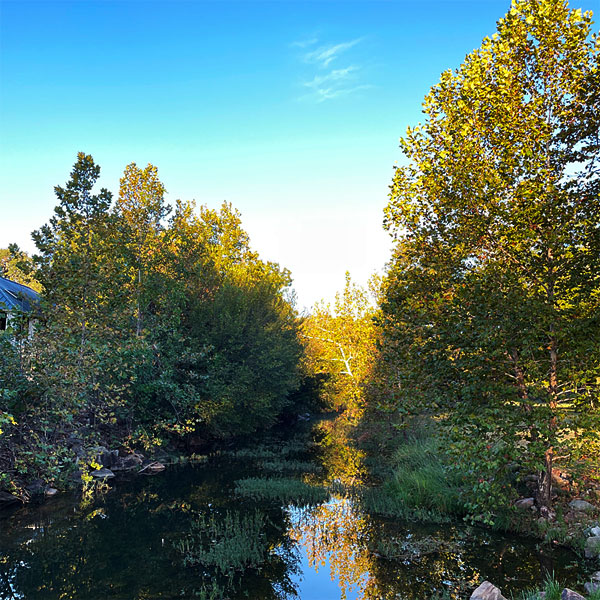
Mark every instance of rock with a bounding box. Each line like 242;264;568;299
112;453;144;471
539;593;546;599
561;589;585;600
585;536;600;559
44;487;58;497
25;479;45;495
515;497;535;509
470;581;507;600
90;467;115;479
139;461;166;475
0;491;21;505
94;446;119;469
569;499;595;512
591;572;600;582
68;469;83;483
585;582;600;595
590;526;600;537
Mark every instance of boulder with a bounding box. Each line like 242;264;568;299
94;446;119;469
68;469;83;483
44;487;58;497
470;581;507;600
139;461;166;475
591;572;600;582
25;479;45;495
569;499;595;512
561;589;585;600
586;536;600;558
90;467;115;479
112;453;144;471
590;526;600;537
515;498;535;510
584;582;600;595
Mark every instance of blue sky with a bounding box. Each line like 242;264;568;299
3;0;588;309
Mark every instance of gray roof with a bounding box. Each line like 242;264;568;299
0;276;39;313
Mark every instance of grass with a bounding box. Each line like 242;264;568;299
385;436;466;517
174;509;271;575
234;476;329;505
512;573;600;600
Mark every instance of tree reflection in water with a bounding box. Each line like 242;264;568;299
0;416;587;600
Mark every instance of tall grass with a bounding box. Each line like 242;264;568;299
512;573;596;600
385;436;466;517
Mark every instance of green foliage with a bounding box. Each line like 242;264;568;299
0;153;305;494
0;245;41;291
302;272;378;413
377;0;600;520
234;476;329;505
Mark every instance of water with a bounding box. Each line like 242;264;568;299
0;419;589;599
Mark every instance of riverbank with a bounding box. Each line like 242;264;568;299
353;412;600;567
1;414;592;599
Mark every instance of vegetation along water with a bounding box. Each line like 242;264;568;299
1;0;600;598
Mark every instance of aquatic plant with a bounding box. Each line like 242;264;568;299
174;509;271;575
234;476;329;505
360;486;453;524
260;458;323;474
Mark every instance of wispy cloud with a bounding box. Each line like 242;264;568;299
303;39;362;68
291;37;318;49
292;36;370;102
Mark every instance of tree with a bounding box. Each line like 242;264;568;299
116;163;169;337
303;273;377;415
0;245;41;292
382;0;600;514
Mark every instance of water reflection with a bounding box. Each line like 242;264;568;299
0;417;587;600
290;498;381;600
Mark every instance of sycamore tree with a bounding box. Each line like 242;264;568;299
116;163;169;337
303;273;378;416
382;0;600;515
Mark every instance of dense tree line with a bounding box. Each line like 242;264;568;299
373;0;600;521
0;154;304;495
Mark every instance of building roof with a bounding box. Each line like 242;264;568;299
0;276;40;313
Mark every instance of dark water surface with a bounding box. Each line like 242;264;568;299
0;420;590;599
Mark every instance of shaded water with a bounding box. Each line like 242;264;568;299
0;419;589;599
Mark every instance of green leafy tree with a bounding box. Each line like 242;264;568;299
116;163;169;337
0;245;41;292
303;273;377;415
382;0;600;515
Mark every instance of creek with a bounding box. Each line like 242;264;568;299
0;417;588;599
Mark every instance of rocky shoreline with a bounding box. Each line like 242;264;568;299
471;576;600;600
0;444;169;508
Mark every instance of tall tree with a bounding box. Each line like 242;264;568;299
303;273;377;415
382;0;600;513
117;163;169;337
32;152;114;355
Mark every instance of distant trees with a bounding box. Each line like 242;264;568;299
380;0;600;517
302;273;377;416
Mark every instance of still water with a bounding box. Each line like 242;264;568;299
0;419;588;599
